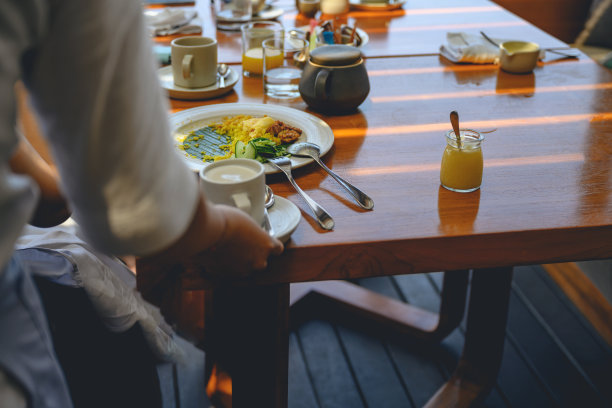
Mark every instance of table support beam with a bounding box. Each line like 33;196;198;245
205;284;290;408
424;267;514;408
290;270;469;343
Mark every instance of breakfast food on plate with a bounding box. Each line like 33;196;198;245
178;114;302;162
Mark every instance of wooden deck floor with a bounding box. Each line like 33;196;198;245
287;266;612;408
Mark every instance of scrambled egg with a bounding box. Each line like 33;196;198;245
179;115;302;162
212;115;282;149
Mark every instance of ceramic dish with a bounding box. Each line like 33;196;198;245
252;5;284;20
215;5;284;22
297;25;369;48
268;196;301;243
158;65;239;100
348;0;406;11
169;103;335;174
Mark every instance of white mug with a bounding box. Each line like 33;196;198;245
200;159;266;225
171;36;218;88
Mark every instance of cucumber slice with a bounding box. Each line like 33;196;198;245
234;140;257;159
235;140;246;158
244;141;257;159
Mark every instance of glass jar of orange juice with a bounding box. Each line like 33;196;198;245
241;21;284;77
440;129;484;193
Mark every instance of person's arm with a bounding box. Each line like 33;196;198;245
142;195;283;279
8;133;70;227
20;0;282;276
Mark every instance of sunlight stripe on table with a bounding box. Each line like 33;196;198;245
371;83;612;103
364;20;527;34
347;153;584;176
332;113;612;138
284;5;503;20
348;5;501;18
367;59;595;77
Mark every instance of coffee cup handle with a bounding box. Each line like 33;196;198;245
182;54;193;80
314;69;329;101
232;192;251;215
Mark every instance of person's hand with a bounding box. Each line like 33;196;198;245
198;204;284;280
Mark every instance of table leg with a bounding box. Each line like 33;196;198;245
424;267;514;408
205;284;290;408
290;270;469;343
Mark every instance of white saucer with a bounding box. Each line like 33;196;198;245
268;196;301;243
216;5;284;22
158;65;239;100
252;5;284;21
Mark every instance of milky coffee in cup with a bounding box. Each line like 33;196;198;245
200;159;266;225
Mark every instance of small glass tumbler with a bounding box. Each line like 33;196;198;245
241;21;284;77
262;37;308;99
214;0;252;31
440;129;484;193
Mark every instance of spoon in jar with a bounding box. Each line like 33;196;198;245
288;142;374;210
450;110;462;149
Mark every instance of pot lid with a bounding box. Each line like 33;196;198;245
310;45;362;66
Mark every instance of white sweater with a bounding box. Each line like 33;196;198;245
0;0;199;271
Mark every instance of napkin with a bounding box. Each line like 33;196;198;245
144;8;201;37
440;32;502;64
16;222;185;363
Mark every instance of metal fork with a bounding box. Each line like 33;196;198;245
268;157;335;230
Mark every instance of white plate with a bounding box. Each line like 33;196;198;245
169;103;335;174
158;65;239;100
297;25;369;48
269;196;301;243
349;0;406;11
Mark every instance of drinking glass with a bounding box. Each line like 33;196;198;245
263;37;308;99
241;21;284;77
440;129;484;192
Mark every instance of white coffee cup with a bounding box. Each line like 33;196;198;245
171;36;218;88
200;159;266;225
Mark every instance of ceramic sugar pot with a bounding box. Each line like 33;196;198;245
299;45;369;114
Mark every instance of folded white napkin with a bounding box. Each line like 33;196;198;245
16;222;185;363
440;32;502;64
144;8;201;36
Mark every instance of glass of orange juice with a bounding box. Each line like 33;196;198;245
241;21;284;77
440;129;484;193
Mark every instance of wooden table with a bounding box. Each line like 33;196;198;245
139;1;612;407
153;0;570;62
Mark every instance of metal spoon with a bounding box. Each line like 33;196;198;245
480;31;499;48
288;142;374;210
268;156;334;230
217;64;230;88
450;111;462;149
263;185;275;236
265;185;275;209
